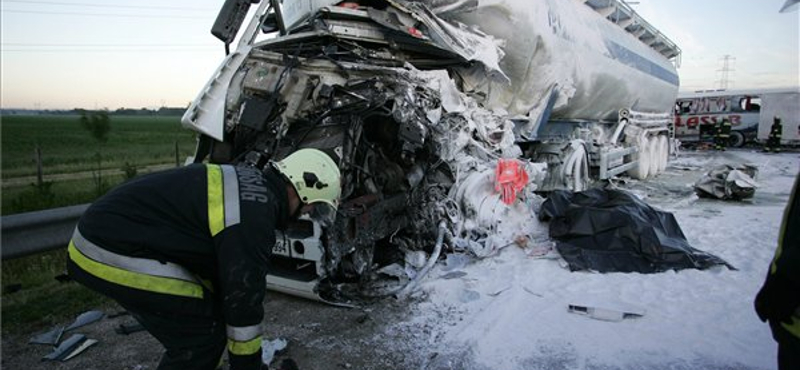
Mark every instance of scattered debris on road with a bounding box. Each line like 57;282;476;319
42;334;98;362
694;164;759;200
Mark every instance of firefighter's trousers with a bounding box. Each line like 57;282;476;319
771;321;800;370
67;239;226;370
766;136;782;152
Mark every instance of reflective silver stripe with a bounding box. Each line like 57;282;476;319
71;229;201;284
226;324;261;342
221;165;241;228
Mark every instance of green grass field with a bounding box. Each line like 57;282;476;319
2;175;126;215
2;114;197;178
1;114;199;334
1;114;198;214
2;250;112;334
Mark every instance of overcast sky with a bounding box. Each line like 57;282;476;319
1;0;798;109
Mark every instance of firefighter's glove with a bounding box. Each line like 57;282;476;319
755;273;800;324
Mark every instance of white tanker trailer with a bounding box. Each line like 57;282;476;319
182;0;681;301
439;0;680;188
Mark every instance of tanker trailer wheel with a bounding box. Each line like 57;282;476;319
627;135;650;180
648;135;660;177
657;135;669;174
729;131;746;148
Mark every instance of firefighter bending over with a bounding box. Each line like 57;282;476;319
67;148;341;370
714;117;732;151
765;116;783;153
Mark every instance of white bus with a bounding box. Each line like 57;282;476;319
674;88;800;147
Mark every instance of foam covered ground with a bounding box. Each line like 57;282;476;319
394;149;797;370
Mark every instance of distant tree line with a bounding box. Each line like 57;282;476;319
1;107;186;116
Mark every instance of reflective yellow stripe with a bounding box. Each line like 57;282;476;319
782;318;800;339
68;242;203;299
72;229;200;283
207;164;225;236
227;336;262;356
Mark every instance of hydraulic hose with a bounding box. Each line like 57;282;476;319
359;220;448;299
398;220;448;298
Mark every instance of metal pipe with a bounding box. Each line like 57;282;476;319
610;118;628;145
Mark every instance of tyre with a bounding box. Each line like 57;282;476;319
729;131;746;148
627;136;650;180
656;135;668;174
648;136;660;177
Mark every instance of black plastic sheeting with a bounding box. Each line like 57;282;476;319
539;189;735;273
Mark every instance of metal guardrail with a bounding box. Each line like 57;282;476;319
1;204;89;260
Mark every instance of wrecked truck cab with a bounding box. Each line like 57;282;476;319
182;0;523;303
182;0;681;303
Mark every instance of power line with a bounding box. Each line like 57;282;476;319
1;49;217;53
3;9;207;19
0;42;218;52
2;42;213;47
1;0;212;11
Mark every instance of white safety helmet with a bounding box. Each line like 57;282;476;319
273;148;341;226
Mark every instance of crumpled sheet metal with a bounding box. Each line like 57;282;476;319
65;310;105;331
416;71;548;259
694;164;758;200
540;188;735;273
29;326;65;346
42;334;98;362
30;310;103;346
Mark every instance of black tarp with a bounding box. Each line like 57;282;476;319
539;188;734;273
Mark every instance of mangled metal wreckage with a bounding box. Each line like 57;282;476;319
182;0;682;302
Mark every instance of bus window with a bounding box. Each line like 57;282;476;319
676;101;693;114
710;97;729;113
691;97;729;114
737;96;761;112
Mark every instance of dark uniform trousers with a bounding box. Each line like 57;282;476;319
771;321;800;370
766;123;782;152
714;121;731;150
67;237;228;370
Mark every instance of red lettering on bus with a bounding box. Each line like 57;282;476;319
677;114;745;128
700;116;719;125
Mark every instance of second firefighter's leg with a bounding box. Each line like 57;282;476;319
119;300;227;370
766;137;777;152
770;321;800;370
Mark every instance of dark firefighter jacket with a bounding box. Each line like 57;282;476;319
765;174;800;338
770;122;783;138
717;120;732;137
70;163;289;366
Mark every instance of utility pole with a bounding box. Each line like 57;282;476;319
715;55;736;90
